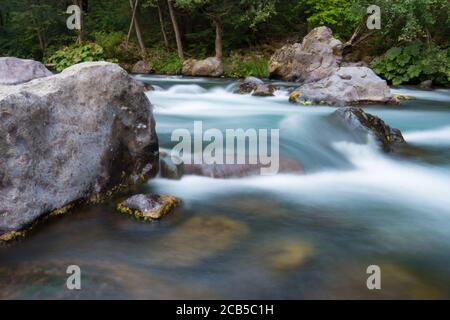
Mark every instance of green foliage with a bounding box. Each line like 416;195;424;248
147;48;183;74
371;43;450;86
93;31;141;63
94;32;124;59
45;43;106;72
305;0;360;39
224;52;269;78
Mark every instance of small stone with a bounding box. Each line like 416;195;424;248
117;194;180;220
252;84;275;97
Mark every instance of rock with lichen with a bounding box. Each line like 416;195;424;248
330;107;406;152
117;194;180;220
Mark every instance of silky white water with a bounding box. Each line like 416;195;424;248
1;76;449;299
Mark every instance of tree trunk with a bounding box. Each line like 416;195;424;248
157;1;170;50
126;0;139;48
128;0;146;54
167;0;184;60
37;30;45;54
75;0;83;44
213;17;223;59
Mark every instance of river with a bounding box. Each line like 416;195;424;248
1;75;450;299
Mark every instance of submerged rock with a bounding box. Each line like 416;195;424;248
330;107;405;152
131;60;150;74
117;194;180;220
182;57;224;77
152;215;248;267
0;57;52;85
0;62;159;240
159;151;184;180
269;26;342;82
184;156;303;179
269;241;314;271
234;76;275;97
290;67;396;106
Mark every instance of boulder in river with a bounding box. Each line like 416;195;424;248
184;156;303;179
290;67;396;106
131;60;150;74
269;26;342;83
330;107;405;152
418;80;433;90
0;57;52;85
159;150;184;180
117;194;180;220
234;76;275;97
182;57;224;77
0;61;159;240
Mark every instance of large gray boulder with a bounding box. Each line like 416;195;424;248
269;27;342;83
182;57;224;77
0;57;52;85
0;62;159;239
290;67;396;106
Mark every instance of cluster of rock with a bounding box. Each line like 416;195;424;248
269;26;397;106
0;59;159;241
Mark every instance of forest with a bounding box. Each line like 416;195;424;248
0;0;449;85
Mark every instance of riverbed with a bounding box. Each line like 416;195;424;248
1;75;449;299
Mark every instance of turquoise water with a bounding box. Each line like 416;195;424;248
1;76;450;299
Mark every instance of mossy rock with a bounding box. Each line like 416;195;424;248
117;194;180;221
393;93;414;100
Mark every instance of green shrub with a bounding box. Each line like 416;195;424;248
371;43;450;86
45;43;107;72
94;32;141;63
147;48;182;75
94;32;124;59
224;52;269;78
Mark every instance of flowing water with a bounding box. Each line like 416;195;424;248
1;76;450;299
